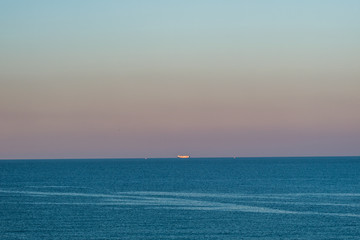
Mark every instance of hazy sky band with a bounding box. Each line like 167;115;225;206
1;1;359;158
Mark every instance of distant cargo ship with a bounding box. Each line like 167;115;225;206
177;155;190;159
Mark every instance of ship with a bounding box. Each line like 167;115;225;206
177;155;190;159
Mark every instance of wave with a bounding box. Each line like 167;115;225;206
0;189;121;198
117;191;293;200
27;185;92;189
1;189;360;218
117;191;360;199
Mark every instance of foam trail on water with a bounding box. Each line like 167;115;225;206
2;189;360;218
268;193;360;197
117;191;293;200
235;199;360;207
27;186;93;190
0;189;127;199
153;206;360;218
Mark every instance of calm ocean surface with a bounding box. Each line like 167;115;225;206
1;157;360;239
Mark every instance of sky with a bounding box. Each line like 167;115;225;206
1;0;359;158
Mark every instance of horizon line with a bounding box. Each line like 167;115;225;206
0;155;359;160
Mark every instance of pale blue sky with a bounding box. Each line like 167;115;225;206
1;1;359;158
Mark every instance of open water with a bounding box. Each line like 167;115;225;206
1;157;360;239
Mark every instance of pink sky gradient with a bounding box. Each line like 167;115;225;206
1;1;359;158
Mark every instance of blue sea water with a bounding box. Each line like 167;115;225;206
1;157;360;240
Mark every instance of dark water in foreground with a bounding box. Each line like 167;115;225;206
1;157;360;240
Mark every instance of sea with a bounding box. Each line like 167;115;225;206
1;156;360;240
